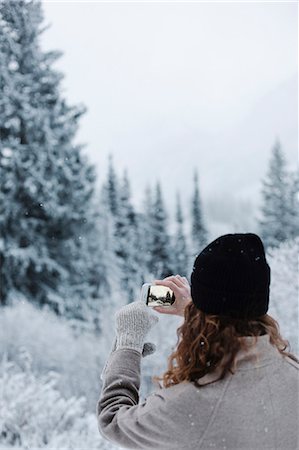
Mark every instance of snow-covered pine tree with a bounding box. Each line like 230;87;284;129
115;169;145;302
100;157;131;299
101;157;148;302
286;169;299;241
259;139;296;248
96;183;124;338
139;184;155;278
172;191;189;277
190;169;208;257
105;153;119;217
0;0;98;317
148;181;173;279
65;198;110;331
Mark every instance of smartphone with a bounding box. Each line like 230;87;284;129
140;283;176;307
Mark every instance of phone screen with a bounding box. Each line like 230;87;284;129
146;285;175;307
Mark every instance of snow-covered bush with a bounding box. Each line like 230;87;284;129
0;349;118;450
267;237;299;354
0;299;104;412
0;290;134;410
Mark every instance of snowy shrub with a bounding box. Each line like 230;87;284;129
0;350;119;450
0;300;105;412
0;292;137;409
267;237;299;354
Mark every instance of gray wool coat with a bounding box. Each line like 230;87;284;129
96;334;299;450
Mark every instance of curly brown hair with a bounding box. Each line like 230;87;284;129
152;301;299;389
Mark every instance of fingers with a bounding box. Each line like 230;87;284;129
182;276;190;285
152;306;177;315
154;275;187;289
175;275;190;288
174;274;185;286
176;275;190;287
154;279;178;292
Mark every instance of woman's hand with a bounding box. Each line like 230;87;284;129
152;275;192;317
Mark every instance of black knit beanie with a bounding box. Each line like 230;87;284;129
190;233;271;319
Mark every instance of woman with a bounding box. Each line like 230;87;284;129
96;233;298;450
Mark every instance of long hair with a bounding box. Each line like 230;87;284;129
152;301;299;389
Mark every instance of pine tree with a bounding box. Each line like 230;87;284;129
259;139;297;248
105;153;119;217
172;191;189;276
148;181;173;278
286;169;299;241
190;169;208;256
101;159;147;303
65;197;111;331
139;184;155;276
0;0;98;316
115;169;145;302
96;182;124;332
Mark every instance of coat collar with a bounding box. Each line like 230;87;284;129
233;333;282;370
194;334;282;386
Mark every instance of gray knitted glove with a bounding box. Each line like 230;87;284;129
100;302;159;381
115;300;159;353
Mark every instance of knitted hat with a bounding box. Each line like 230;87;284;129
190;233;271;319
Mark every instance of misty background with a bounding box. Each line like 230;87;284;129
41;0;298;237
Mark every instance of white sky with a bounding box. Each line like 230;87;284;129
41;1;298;238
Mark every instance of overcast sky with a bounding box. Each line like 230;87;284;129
41;1;298;238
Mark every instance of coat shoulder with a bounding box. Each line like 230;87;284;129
148;380;191;401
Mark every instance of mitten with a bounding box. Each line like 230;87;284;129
115;300;159;353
